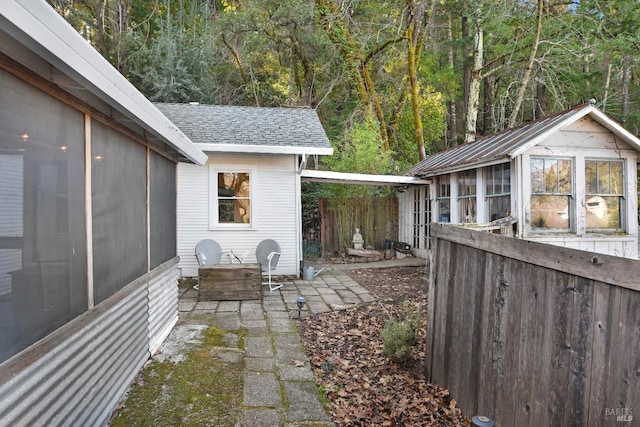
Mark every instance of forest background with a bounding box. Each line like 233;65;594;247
48;0;640;197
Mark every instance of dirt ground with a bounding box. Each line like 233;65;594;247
296;265;471;426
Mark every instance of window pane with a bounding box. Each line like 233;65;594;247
585;161;597;194
218;199;236;222
531;158;544;192
558;160;572;193
438;200;450;222
458;170;476;196
586;196;621;229
438;176;450;197
486;166;495;195
531;195;570;230
217;172;251;224
489;195;511;221
504;166;511;193
610;161;623;195
598;161;611;194
544;159;558;193
458;197;476;223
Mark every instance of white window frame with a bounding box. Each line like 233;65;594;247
435;175;451;223
485;163;511;222
209;164;256;230
457;169;477;223
529;156;574;233
585;158;625;232
412;186;431;249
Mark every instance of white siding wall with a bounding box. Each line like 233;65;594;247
178;153;300;277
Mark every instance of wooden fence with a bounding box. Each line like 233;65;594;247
319;197;398;254
427;224;640;426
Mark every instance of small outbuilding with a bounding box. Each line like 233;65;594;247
404;102;640;259
155;103;333;278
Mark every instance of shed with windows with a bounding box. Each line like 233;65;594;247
405;102;640;259
0;1;206;425
155;103;333;278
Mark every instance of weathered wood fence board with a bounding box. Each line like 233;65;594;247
319;197;398;254
427;224;640;426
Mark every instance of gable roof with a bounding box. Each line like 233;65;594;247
155;103;333;156
405;102;640;177
0;0;207;165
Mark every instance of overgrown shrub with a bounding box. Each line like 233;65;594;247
382;303;422;362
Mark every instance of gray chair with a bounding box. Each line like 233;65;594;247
195;239;223;267
255;239;282;291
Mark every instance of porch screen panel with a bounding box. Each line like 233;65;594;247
150;153;176;269
0;70;87;364
92;121;147;303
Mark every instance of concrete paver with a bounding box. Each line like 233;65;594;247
169;257;425;426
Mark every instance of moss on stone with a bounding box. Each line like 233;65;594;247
110;325;246;426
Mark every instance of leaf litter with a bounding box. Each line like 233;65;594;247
296;266;470;426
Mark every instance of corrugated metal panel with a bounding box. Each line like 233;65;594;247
0;284;148;426
406;104;593;177
148;261;179;355
0;260;181;427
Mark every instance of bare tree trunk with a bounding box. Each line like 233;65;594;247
483;74;496;134
447;13;458;146
116;0;129;72
464;19;482;143
507;0;543;128
462;15;470;126
602;62;612;113
535;79;545;119
406;0;433;161
622;58;630;125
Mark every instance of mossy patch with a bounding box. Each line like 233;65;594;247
110;325;246;426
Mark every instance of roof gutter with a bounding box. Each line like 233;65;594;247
301;170;431;186
198;143;333;156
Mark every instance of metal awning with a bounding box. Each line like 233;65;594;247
300;169;431;186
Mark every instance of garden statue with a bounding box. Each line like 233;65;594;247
352;228;364;250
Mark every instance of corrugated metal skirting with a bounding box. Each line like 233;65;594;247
0;258;180;426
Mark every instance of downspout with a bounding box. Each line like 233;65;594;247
295;155;304;277
298;153;307;172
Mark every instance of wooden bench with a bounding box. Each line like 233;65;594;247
198;263;262;301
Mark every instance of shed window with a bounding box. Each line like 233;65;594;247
485;163;511;221
530;158;572;231
458;170;476;223
436;175;450;222
585;160;623;230
211;168;253;227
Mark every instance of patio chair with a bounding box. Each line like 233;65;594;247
195;239;223;267
255;239;282;291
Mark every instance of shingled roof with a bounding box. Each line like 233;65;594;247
405;102;640;178
154;103;332;155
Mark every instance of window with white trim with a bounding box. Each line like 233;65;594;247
436;175;450;222
530;157;572;231
585;159;624;231
458;169;476;223
485;163;511;221
210;166;255;228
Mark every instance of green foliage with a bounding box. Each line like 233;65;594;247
323;115;393;199
382;303;422;362
393;88;448;172
51;0;640;160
